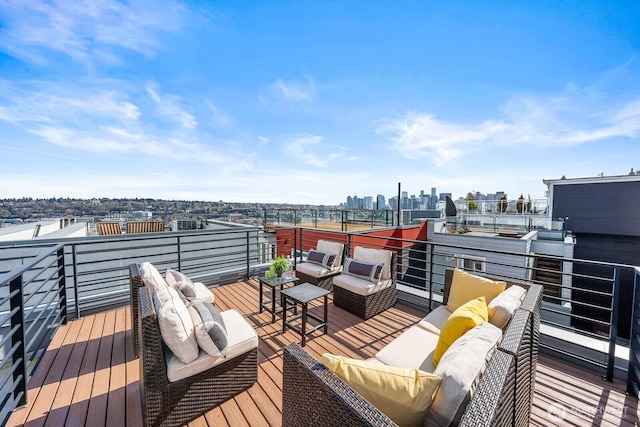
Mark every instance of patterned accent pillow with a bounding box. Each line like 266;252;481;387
165;268;197;298
307;249;337;268
187;298;229;358
344;258;383;283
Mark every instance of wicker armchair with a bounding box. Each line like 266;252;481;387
295;239;346;290
333;248;397;319
138;285;258;426
282;270;542;427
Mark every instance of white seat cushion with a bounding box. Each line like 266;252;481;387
296;261;342;278
375;325;440;373
418;305;452;334
333;274;392;296
166;309;258;382
353;247;392;280
425;322;502;427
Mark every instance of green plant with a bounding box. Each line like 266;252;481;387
271;256;289;277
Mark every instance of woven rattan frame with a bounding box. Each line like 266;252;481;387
138;286;258;426
295;269;341;291
333;252;398;319
129;263;144;358
282;269;542;426
282;343;398;427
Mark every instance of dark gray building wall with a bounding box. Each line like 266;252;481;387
552;181;640;237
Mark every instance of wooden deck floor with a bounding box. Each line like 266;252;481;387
8;279;639;426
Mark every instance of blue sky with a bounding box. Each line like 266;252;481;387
1;1;639;205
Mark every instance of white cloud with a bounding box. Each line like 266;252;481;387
146;84;197;129
267;77;315;102
0;80;255;172
378;89;640;165
0;0;185;66
285;134;327;167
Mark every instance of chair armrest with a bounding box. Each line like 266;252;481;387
282;343;397;427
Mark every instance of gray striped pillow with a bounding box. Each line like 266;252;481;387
187;298;228;358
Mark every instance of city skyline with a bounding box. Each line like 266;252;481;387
1;2;639;205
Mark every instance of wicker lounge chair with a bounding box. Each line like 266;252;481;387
137;285;257;427
295;239;346;290
282;269;542;427
332;247;397;319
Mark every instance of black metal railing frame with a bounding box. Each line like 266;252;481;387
0;244;67;425
1;224;639;423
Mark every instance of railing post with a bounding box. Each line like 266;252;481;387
10;275;27;408
296;228;302;267
605;267;622;381
428;243;435;312
246;231;251;280
627;268;640;396
57;247;67;324
72;245;80;319
177;236;182;271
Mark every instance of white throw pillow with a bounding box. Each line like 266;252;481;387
139;262;168;290
488;285;527;329
165;268;197;299
153;282;199;364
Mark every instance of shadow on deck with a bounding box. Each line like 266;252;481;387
8;279;639;426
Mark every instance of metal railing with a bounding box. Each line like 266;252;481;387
0;223;638;423
0;244;67;425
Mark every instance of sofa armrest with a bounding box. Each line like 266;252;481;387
458;349;516;426
282;343;398;427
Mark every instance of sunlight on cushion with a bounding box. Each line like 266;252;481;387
323;354;441;427
433;296;488;366
446;268;506;312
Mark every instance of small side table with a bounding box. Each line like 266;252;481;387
280;282;330;346
259;274;299;323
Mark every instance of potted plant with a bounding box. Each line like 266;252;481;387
271;256;289;278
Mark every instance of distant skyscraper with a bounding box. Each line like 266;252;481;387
376;194;386;210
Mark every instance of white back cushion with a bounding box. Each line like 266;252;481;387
317;240;345;267
353;247;392;280
425;322;502;426
153;281;199;364
488;285;527;329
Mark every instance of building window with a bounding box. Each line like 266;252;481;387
461;256;486;273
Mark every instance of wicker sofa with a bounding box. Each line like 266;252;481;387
282;269;542;427
333;247;398;320
130;262;258;426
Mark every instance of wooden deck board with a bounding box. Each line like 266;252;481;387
7;278;640;426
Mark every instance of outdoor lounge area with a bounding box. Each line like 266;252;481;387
7;277;639;426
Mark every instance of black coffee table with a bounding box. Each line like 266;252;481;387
259;274;299;323
280;282;330;346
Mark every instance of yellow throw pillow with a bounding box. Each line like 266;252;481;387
433;297;488;366
322;354;441;427
446;268;506;312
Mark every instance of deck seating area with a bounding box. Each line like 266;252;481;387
8;278;639;426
